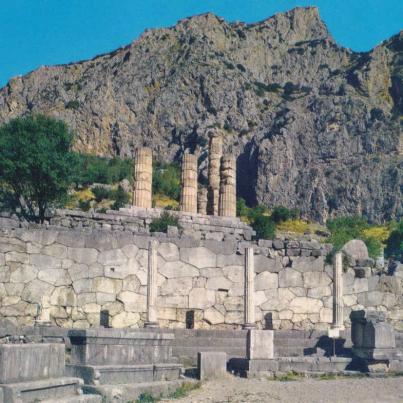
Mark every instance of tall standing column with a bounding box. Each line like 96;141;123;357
145;240;158;328
332;252;344;330
180;153;198;214
133;147;152;208
219;156;236;217
198;188;208;215
243;247;256;330
207;131;223;216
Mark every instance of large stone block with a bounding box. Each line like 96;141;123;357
247;330;274;360
303;272;331;288
160;277;193;296
206;276;232;290
255;272;278;290
288;297;323;313
97;249;127;266
159;261;199;278
198;352;227;380
157;243;179;262
204;307;225;325
279;269;303;287
254;255;281;273
180;247;216;268
342;239;368;260
0;344;64;383
30;254;62;269
291;256;324;272
189;288;216;309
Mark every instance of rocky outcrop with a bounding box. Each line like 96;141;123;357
0;7;401;222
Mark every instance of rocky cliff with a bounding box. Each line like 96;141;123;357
0;7;401;222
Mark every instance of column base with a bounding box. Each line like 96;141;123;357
144;321;159;329
242;323;256;330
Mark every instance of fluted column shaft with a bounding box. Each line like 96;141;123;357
207;131;223;216
243;247;256;329
332;252;344;329
180;153;198;214
219;156;236;217
198;188;208;215
133;147;152;208
145;240;158;328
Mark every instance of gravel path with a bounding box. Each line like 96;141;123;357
163;375;403;403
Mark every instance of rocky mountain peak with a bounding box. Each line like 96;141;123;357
0;7;401;223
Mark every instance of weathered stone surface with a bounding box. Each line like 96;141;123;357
161;277;193;295
247;329;274;359
342;240;369;260
255;272;278;290
117;291;146;312
97;249;127;265
254;255;281;273
303;272;331;288
158;243;179;262
198;351;227;380
9;265;37;283
206;276;232;290
289;297;323;313
189;288;216;309
42;244;68;258
291;256;324;272
279;269;303;287
307;286;331;299
111;311;140;328
21;280;54;303
92;277;122;294
180;247;216;268
159;260;199;278
30;254;62;269
204;307;225;325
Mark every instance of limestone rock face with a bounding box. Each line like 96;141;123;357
0;7;401;222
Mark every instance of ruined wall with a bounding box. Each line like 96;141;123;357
0;225;401;330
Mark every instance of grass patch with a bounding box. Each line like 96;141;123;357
149;211;180;233
273;371;301;381
134;382;200;402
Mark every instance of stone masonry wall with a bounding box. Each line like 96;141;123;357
0;226;401;330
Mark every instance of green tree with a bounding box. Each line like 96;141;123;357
0;114;77;222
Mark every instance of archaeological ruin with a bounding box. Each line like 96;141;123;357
0;130;402;402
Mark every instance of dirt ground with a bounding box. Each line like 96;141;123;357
163;375;403;403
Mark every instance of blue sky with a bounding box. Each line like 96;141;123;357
0;0;402;87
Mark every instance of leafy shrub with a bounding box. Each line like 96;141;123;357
152;162;180;201
252;215;276;240
270;206;300;223
135;392;158;403
111;185;130;210
65;100;80;110
92;186;112;203
73;154;132;186
78;199;91;212
149;211;180;233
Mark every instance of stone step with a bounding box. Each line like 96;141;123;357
84;379;196;403
277;357;352;373
40;394;102;403
172;337;246;348
274;347;305;357
274;338;317;347
67;363;181;386
0;377;83;403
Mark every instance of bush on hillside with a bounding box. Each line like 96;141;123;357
270;206;300;223
149;211;180;233
152;162;181;201
253;215;276;240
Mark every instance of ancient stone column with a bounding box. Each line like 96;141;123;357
198;188;208;215
145;240;158;328
243;247;256;329
207;130;223;216
180;153;198;214
132;147;152;208
219;156;236;217
332;252;344;330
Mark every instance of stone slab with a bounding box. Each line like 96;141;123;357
0;377;83;403
197;352;227;380
0;343;65;383
247;330;274;360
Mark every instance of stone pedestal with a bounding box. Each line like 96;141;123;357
243;247;256;330
351;310;398;361
133;147;152;208
331;252;344;330
145;240;158;328
180;153;198;214
197;352;227;380
219;156;236;217
207;130;222;216
198;188;208;215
